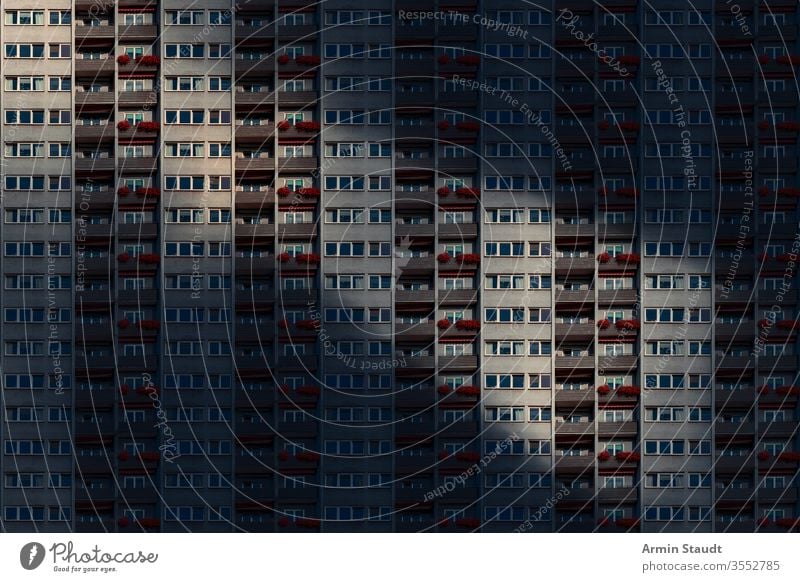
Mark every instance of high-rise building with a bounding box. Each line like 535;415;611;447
0;0;798;533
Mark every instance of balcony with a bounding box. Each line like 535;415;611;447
235;190;276;209
396;290;434;305
75;58;115;76
554;456;594;473
715;422;755;437
236;157;276;172
75;91;115;107
396;224;435;238
75;158;114;173
555;422;594;437
555;323;595;342
119;157;158;173
118;25;158;41
554;389;594;407
75;124;114;142
438;289;478;305
597;289;638;305
276;224;316;239
276;157;318;172
236;224;275;239
715;455;756;474
75;25;114;40
118;91;156;106
597;422;637;437
554;224;595;238
235;23;276;40
554;356;595;370
555;257;595;275
396;322;436;340
597;488;637;503
556;289;592;305
398;256;435;273
395;388;436;408
274;91;314;106
118;223;158;239
715;389;754;408
235;56;275;76
394;190;436;209
438;355;478;370
598;223;636;239
235;123;275;141
276;23;318;40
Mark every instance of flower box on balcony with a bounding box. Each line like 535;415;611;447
598;120;610;130
277;54;290;64
616;451;640;462
437;186;451;196
456;55;480;66
295;451;320;462
776;54;800;66
139;518;160;528
295;55;320;66
597;319;611;330
776;386;800;396
758;517;771;527
615;187;639;198
597;252;611;263
278;516;290;527
118;517;131;527
617;56;640;66
778;452;800;462
136;386;157;396
775;517;800;529
455;187;480;198
758;54;770;65
615;319;640;331
776;121;800;132
617;385;641;397
297;187;320;197
276;186;291;196
597;450;611;461
278;252;291;263
437;385;452;395
455;518;481;528
117;120;131;131
455;451;481;462
137;253;161;264
295;253;320;264
455;319;480;331
117;54;131;65
278;450;290;461
135;55;160;66
454;253;480;265
296;518;321;529
438;450;450;460
136;121;160;132
758;186;771;196
618;121;640;132
117;450;130;461
436;252;451;263
615;518;640;528
776;253;794;262
437;120;451;130
297;385;320;396
138;320;160;330
757;451;771;460
118;318;131;329
295;120;321;132
596;384;611;395
117;252;130;263
437;54;451;65
295;319;320;331
758;120;771;130
437;318;452;330
615;253;640;264
455;385;480;397
455;121;480;132
278;319;290;330
276;120;291;130
139;452;160;461
117;186;131;196
778;187;800;197
119;384;129;395
135;187;160;198
776;320;800;330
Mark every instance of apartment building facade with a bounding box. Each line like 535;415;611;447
0;0;798;533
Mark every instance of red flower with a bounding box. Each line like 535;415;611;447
616;451;641;462
136;121;160;132
139;518;160;528
776;54;800;66
117;252;130;263
617;55;640;66
138;320;160;330
117;186;131;196
438;450;451;460
615;187;639;198
118;318;131;329
117;450;130;461
436;252;451;263
757;451;771;460
758;517;771;526
758;120;771;130
597;252;611;263
615;319;640;331
135;187;160;198
454;319;480;331
777;121;800;132
598;120;610;130
615;253;640;264
135;55;160;66
137;253;161;264
297;187;320;197
758;54;770;65
117;120;131;131
455;385;480;397
297;385;320;396
775;517;800;529
437;385;452;395
617;385;641;397
295;319;321;331
118;517;130;527
596;384;611;395
295;55;320;66
437;120;450;130
119;384;129;396
295;253;320;265
778;187;800;197
454;253;480;265
455;186;480;198
276;120;291;130
278;252;291;263
295;451;320;462
277;54;290;64
758;186;771;196
597;450;611;461
437;54;451;65
776;385;800;395
615;518;640;528
437;186;451;196
295;121;321;132
278;516;290;527
455;518;480;529
117;55;131;65
778;452;800;462
277;186;291;196
757;385;771;395
455;55;480;66
455;121;480;132
278;450;290;461
618;121;640;132
436;319;452;330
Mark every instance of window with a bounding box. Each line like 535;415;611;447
644;440;685;455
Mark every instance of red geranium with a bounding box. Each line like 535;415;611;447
597;450;611;461
117;55;131;65
596;385;611;395
436;319;451;330
436;252;451;263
